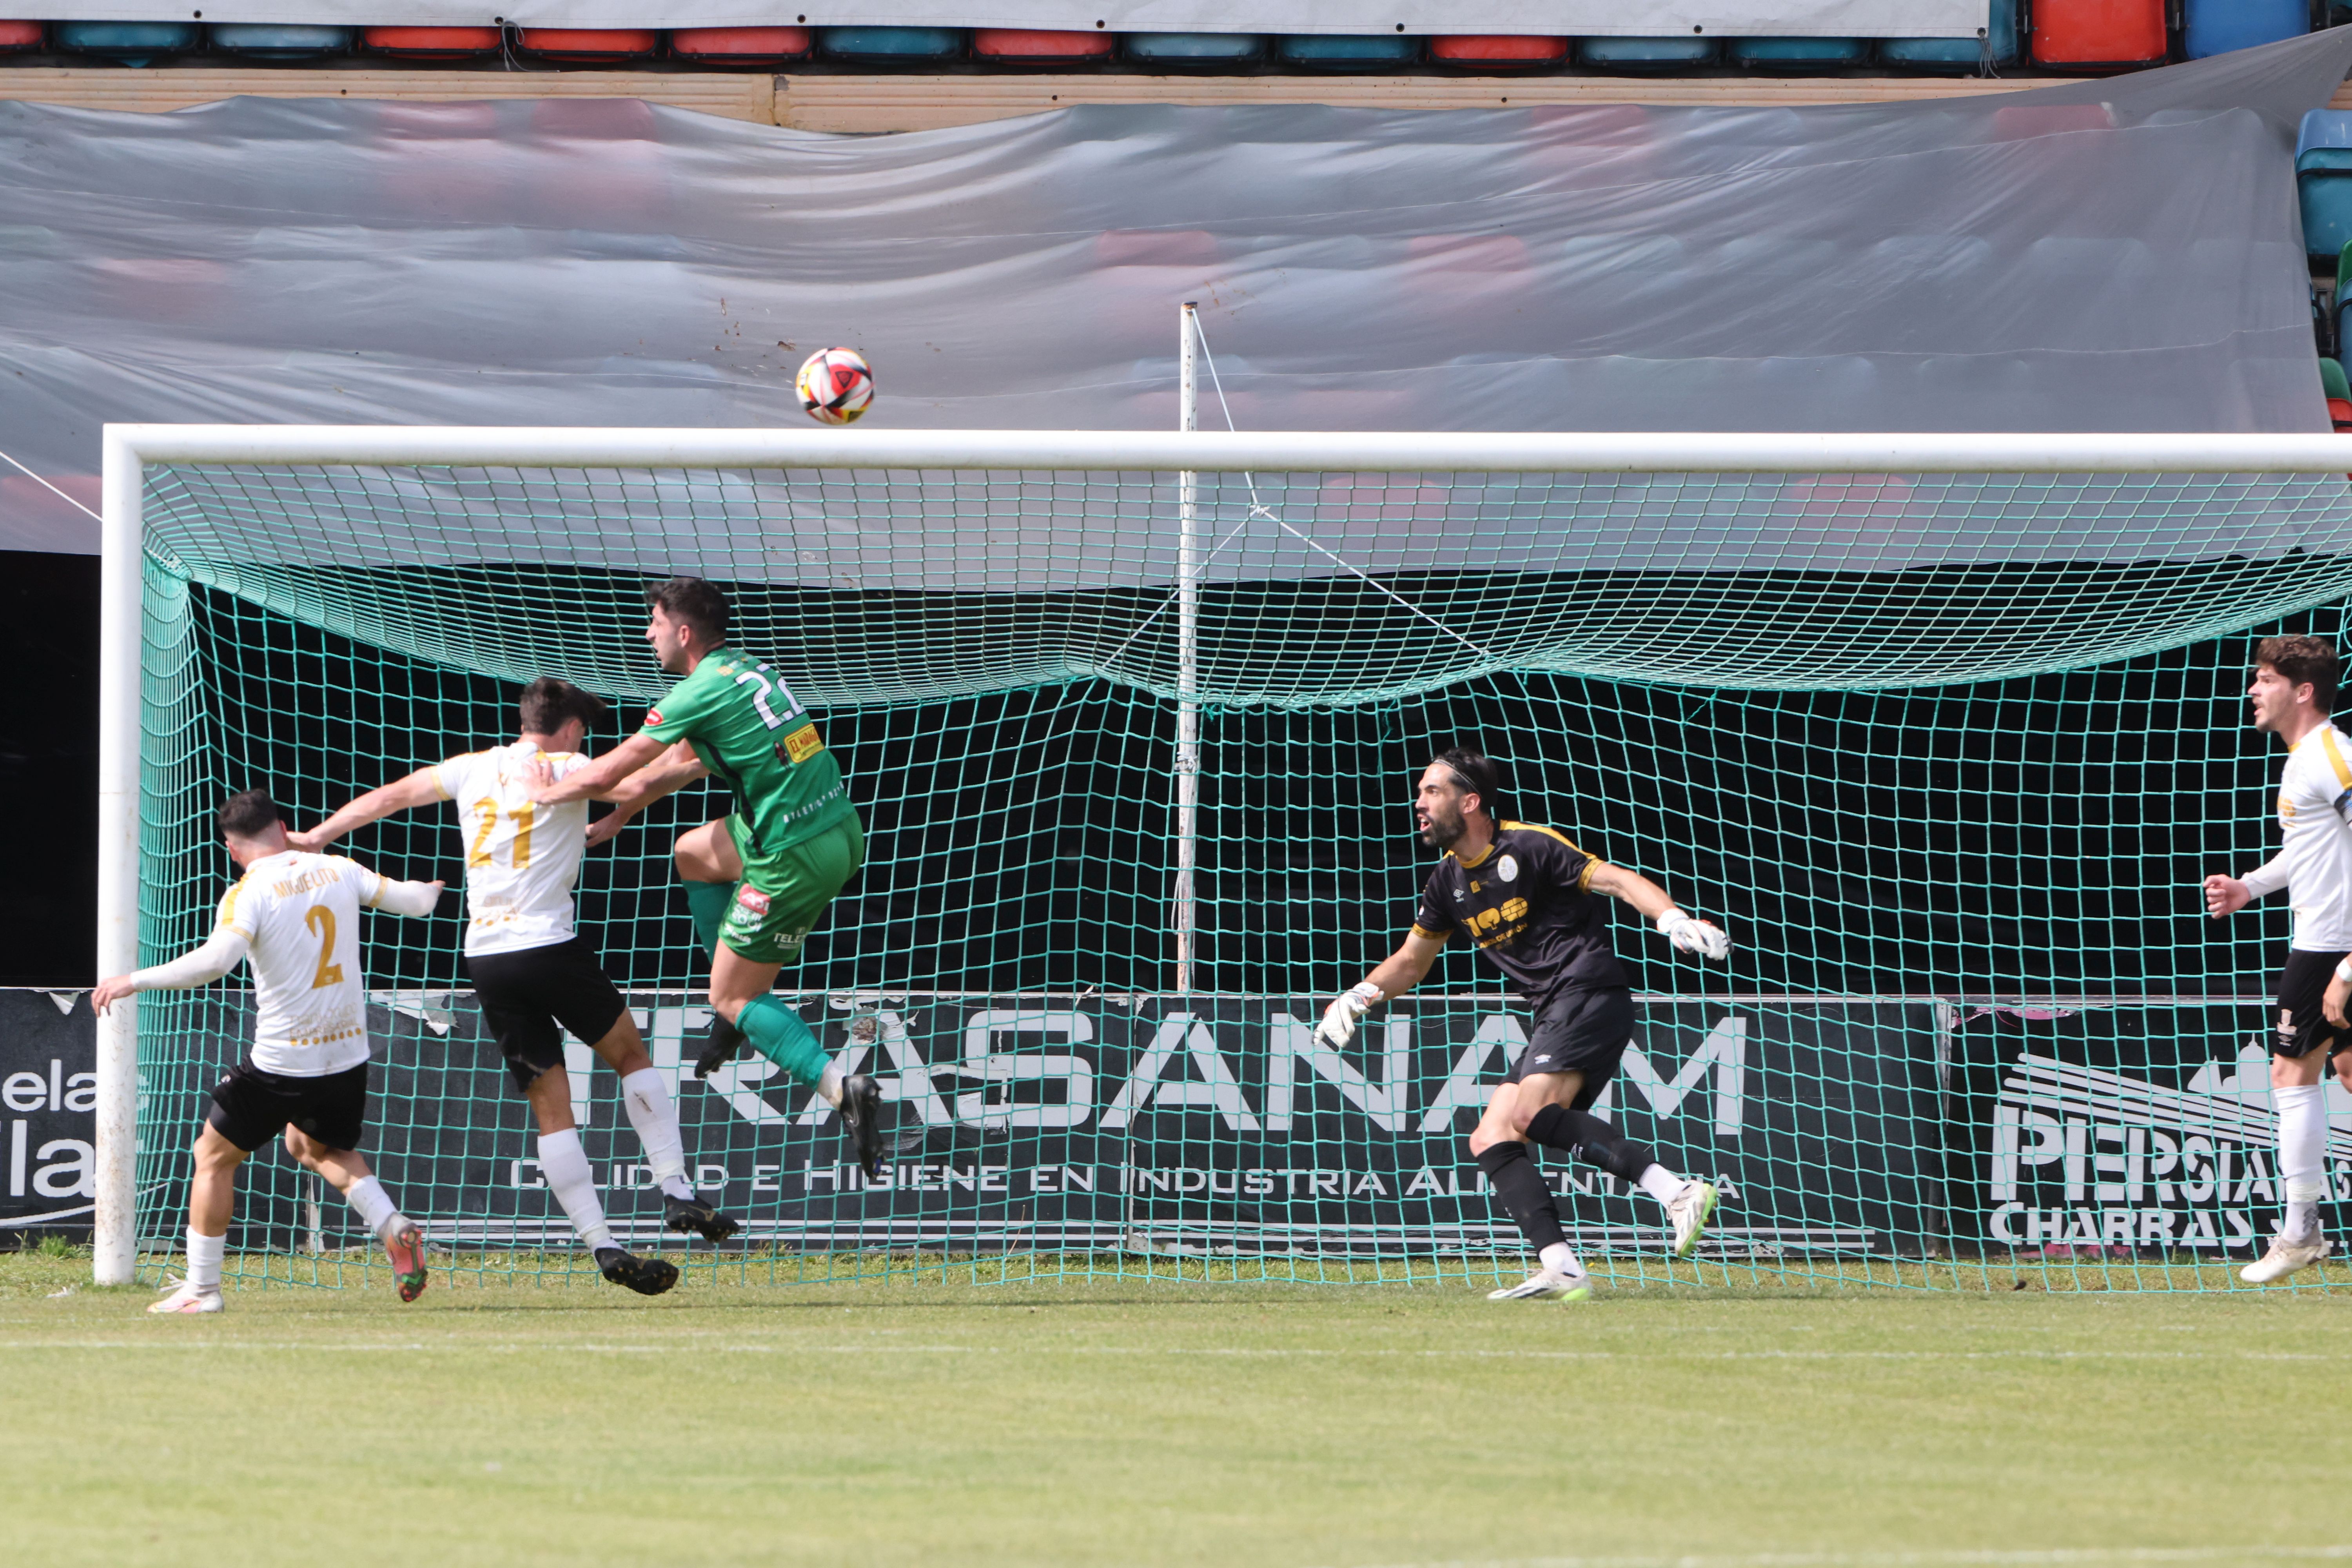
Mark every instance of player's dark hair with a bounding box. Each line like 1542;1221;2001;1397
218;788;282;841
1431;747;1508;825
518;676;610;737
647;577;731;647
2257;635;2339;715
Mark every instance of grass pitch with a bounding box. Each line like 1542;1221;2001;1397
2;1254;2347;1568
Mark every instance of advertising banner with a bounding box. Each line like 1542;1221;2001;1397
0;989;98;1240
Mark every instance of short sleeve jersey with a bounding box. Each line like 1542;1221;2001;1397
1412;822;1629;1009
640;647;855;859
214;850;387;1076
2272;723;2352;951
432;740;592;958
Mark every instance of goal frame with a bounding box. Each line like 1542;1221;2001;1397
92;421;2352;1283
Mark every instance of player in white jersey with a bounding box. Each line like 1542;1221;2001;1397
92;788;444;1314
2203;635;2352;1284
296;676;737;1296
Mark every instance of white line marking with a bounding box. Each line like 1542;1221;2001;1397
0;1342;2337;1362
1318;1548;2352;1568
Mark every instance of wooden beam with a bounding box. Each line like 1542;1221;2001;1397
0;67;777;123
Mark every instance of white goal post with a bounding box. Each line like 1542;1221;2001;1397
92;421;2352;1284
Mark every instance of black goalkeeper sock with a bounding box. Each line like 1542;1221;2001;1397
1525;1102;1655;1185
1475;1140;1566;1253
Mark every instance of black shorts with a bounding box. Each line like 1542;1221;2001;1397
2275;948;2352;1060
207;1060;369;1154
465;935;630;1094
1501;985;1635;1108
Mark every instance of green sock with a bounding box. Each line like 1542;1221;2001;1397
684;879;735;961
736;995;828;1087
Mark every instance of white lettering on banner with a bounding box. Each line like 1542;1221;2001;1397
1100;1012;1260;1132
1264;1014;1410;1132
956;1009;1094;1130
1418;1014;1528;1132
1588;1017;1748;1135
7;1120;23;1196
32;1138;93;1198
798;1009;952;1129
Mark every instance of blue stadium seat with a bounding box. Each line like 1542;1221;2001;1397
1276;34;1420;69
1730;36;1869;71
53;21;200;65
1579;36;1717;71
2182;0;2306;59
1125;33;1268;67
817;26;964;63
2301;146;2352;263
209;24;353;60
1879;0;2019;73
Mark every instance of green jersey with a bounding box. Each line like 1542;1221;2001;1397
641;647;855;858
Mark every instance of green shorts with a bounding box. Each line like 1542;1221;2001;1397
719;813;864;966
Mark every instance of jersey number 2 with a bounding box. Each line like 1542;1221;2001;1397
468;799;534;869
303;906;345;991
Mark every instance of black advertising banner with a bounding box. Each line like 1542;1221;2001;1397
128;992;1942;1259
0;989;98;1239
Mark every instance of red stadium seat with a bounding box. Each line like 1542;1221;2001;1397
1430;35;1570;69
670;27;811;64
517;28;659;62
363;26;501;59
2332;397;2352;433
973;27;1114;64
2030;0;2168;72
0;20;42;50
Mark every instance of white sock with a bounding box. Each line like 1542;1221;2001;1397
1539;1241;1584;1278
817;1063;846;1109
2277;1083;2327;1239
620;1067;694;1201
186;1227;225;1292
1637;1163;1687;1207
537;1127;615;1253
344;1176;400;1238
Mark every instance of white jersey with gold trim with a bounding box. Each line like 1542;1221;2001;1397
432;741;592;958
214;850;388;1076
2269;722;2352;952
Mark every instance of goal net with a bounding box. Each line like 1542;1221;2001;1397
95;425;2352;1294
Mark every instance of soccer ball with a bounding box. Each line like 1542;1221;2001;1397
796;347;874;425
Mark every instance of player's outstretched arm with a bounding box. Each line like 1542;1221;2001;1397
2204;854;2284;918
289;766;445;853
1589;861;1732;960
1316;931;1447;1047
368;877;446;918
527;730;668;806
91;928;252;1015
583;742;710;848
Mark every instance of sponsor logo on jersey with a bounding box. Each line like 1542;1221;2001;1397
1497;855;1519;883
646;709;665;727
782;721;825;766
735;886;772;915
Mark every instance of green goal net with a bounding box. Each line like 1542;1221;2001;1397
103;431;2352;1294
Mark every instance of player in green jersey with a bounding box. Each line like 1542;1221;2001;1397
528;577;886;1175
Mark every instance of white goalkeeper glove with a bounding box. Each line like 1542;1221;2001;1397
1656;909;1731;961
1315;981;1384;1047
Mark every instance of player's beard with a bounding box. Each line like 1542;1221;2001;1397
1418;802;1465;851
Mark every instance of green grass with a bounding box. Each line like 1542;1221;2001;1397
3;1253;2348;1568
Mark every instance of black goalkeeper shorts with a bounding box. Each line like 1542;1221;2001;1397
1501;985;1635;1108
465;936;630;1094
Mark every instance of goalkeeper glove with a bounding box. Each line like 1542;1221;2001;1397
1315;981;1384;1047
1656;909;1731;961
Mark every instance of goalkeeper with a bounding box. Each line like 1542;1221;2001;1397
1314;748;1729;1301
528;577;886;1177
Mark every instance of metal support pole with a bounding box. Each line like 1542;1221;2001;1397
93;427;143;1286
1173;303;1201;998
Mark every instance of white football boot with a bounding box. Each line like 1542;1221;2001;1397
1487;1268;1592;1302
1667;1179;1720;1259
2240;1233;2331;1285
148;1281;223;1315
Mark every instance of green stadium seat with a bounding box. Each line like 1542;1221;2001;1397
53;21;198;65
209;25;353;60
2322;357;2350;401
671;28;813;65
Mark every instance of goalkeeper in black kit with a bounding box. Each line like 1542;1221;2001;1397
1316;749;1731;1300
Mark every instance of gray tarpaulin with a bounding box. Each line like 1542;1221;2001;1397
6;28;2352;563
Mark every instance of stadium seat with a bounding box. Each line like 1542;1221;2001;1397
361;26;501;59
2323;356;2350;401
1730;36;1868;70
817;27;964;63
0;20;41;51
1429;34;1570;69
1125;33;1268;67
1879;0;2020;72
53;21;199;65
2029;0;2168;73
1580;36;1719;71
971;28;1113;64
209;25;353;60
1276;34;1421;69
517;28;658;62
2182;0;2305;59
2301;150;2352;263
671;27;812;64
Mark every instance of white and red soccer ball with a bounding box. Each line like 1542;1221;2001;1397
796;347;874;425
